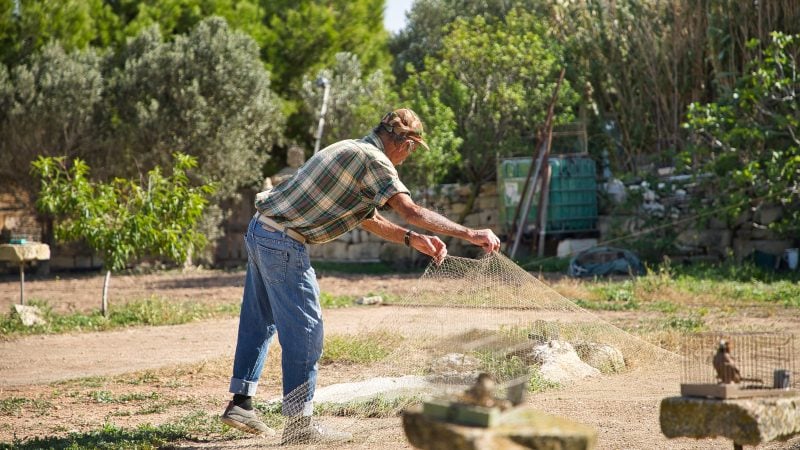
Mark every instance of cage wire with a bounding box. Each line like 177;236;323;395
269;252;683;448
681;332;797;390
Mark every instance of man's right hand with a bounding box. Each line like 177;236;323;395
468;229;501;253
410;233;448;265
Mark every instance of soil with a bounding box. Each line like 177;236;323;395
1;269;799;449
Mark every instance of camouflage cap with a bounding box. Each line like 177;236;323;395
379;108;430;151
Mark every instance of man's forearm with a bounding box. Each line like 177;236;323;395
403;205;474;241
360;213;408;244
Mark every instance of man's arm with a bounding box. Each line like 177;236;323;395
360;212;448;264
386;193;500;252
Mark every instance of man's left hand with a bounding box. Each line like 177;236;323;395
411;233;447;265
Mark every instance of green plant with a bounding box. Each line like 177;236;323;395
319;292;355;309
0;397;52;417
32;154;215;316
0;297;240;338
320;331;402;365
685;32;800;236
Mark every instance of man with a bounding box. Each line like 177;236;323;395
221;108;501;444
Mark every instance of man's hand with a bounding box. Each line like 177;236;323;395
468;229;501;253
410;233;447;265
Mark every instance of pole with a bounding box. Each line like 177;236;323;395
19;262;24;305
313;77;331;154
537;126;555;257
508;68;566;259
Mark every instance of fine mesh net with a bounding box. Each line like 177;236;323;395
269;252;680;448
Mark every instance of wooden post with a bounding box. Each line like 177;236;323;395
19;262;25;305
508;68;566;259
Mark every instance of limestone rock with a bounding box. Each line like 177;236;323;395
573;342;625;374
13;304;46;326
660;395;800;446
403;404;597;450
528;341;600;384
355;295;383;305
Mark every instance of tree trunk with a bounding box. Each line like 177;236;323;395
101;270;111;317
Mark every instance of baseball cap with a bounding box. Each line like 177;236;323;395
379;108;430;151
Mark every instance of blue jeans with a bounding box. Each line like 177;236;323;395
229;216;322;416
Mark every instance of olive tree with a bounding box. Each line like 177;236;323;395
0;42;103;193
404;9;579;218
32;153;214;316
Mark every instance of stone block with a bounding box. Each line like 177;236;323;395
751;225;779;240
347;243;381;261
675;230;732;255
322;241;349;261
477;196;498;211
480;183;498;196
660;395;800;446
403;404;597;450
451;203;468;215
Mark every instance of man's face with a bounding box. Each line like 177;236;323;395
387;139;416;166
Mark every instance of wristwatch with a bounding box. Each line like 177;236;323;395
404;230;414;247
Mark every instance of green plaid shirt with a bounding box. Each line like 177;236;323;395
255;133;410;244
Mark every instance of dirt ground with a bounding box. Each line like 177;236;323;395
1;269;800;449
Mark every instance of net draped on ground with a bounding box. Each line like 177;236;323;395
271;252;680;447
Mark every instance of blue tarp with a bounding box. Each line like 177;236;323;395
568;246;646;277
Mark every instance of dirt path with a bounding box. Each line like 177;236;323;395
3;271;800;449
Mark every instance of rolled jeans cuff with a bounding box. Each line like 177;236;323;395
229;377;259;396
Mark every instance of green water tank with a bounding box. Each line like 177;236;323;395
498;156;598;234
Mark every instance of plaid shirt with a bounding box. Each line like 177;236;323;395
255;133;410;244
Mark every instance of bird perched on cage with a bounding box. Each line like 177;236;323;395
713;339;742;384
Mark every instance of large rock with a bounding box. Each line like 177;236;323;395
660;395;800;446
573;343;625;374
403;404;597;450
527;341;600;384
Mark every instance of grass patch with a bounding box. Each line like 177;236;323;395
518;256;572;273
319;292;355;309
1;411;234;450
0;297;240;339
576;281;639;311
0;397;52;417
316;395;423;418
662;313;706;332
321;331;403;365
88;391;160;404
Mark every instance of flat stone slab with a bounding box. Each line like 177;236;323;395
0;243;50;263
403;405;597;450
660;395;800;446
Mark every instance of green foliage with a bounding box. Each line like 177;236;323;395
320;331;403;365
0;397;52;417
260;0;390;94
32;153;213;272
2;411;227;450
107;18;284;197
0;42;103;191
315;395;422;418
684;32;800;235
404;8;578;185
299;52;397;147
318;292;354;309
0;0;119;67
0;296;239;338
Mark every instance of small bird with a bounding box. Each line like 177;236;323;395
713;339;741;384
459;373;497;407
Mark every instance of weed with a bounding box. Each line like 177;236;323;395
3;411;238;449
0;397;52;417
663;314;705;332
319;292;355;309
528;366;561;393
579;281;640;311
321;331;403;365
88;391;159;404
0;297;240;338
316;395;423;418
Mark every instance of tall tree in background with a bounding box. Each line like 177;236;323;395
0;0;120;67
299;52;397;147
405;9;578;207
0;42;103;193
106;17;285;198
